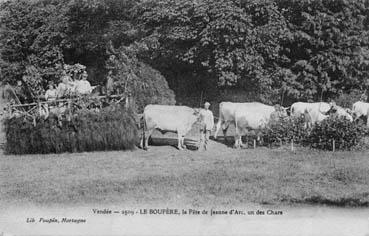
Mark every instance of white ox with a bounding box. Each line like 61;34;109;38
302;108;328;129
141;105;200;150
291;102;331;117
214;102;286;148
291;102;331;127
329;104;353;122
352;101;369;126
291;102;353;128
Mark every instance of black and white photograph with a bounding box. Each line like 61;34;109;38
1;0;369;235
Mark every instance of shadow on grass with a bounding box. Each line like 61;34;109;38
210;135;235;148
281;195;369;207
147;137;199;151
210;135;268;149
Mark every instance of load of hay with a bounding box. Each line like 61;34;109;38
3;105;138;155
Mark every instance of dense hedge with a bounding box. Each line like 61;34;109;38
307;118;368;151
263;116;369;151
3;106;138;154
263;116;308;145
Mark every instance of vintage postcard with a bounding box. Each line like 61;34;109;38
1;0;369;235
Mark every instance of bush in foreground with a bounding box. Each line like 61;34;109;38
3;106;138;154
307;117;368;151
263;116;308;146
263;115;368;151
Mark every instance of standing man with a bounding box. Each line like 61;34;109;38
199;102;214;151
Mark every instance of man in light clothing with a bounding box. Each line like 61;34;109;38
199;102;214;150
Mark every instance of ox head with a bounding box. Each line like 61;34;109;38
345;108;353;115
193;108;201;115
326;103;354;122
339;107;354;122
326;102;338;115
193;108;202;122
273;104;289;117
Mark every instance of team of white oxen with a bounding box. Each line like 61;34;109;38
141;100;369;150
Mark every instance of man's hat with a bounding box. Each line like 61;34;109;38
204;102;210;107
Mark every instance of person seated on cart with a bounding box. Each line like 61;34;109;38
56;74;74;98
13;80;27;104
74;71;93;95
44;81;57;101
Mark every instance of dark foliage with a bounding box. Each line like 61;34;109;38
105;44;176;112
2;0;369;106
263;116;308;146
262;115;369;151
307;117;369;151
3;106;138;154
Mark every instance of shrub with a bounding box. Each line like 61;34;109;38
3;105;138;154
106;44;176;113
307;117;368;151
262;115;369;151
263;116;308;146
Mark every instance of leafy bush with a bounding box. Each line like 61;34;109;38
263;116;308;146
262;115;369;151
106;44;176;112
3;106;138;154
307;117;368;151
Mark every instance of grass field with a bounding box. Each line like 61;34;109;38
1;91;369;208
1;136;369;208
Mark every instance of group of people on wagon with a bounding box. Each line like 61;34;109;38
44;70;93;101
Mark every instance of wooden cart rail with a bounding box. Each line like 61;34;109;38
4;94;128;121
8;94;126;108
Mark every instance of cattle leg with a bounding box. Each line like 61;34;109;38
233;136;238;148
256;132;263;146
233;135;241;148
181;135;186;149
214;117;223;139
140;137;144;149
177;132;184;150
239;136;247;148
144;129;153;151
222;122;230;144
178;131;186;149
